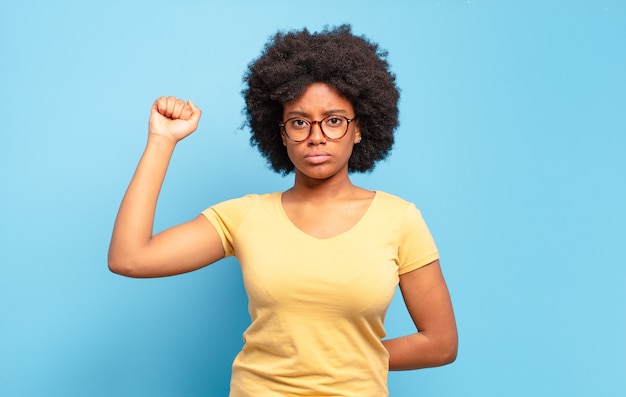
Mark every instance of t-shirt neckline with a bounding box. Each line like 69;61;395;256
276;190;379;241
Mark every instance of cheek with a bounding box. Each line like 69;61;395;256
283;143;298;164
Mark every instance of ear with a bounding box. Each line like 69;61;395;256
281;131;288;146
352;122;362;144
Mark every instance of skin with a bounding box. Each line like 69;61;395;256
108;85;458;370
280;83;373;239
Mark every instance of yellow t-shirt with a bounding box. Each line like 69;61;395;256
202;191;439;397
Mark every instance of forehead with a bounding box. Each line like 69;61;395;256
283;83;354;115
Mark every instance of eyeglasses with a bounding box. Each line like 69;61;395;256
279;115;357;142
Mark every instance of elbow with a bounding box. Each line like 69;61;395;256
108;250;140;278
440;342;458;366
108;260;126;276
108;247;164;278
438;334;458;366
108;256;128;276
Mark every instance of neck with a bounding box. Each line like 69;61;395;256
288;170;358;201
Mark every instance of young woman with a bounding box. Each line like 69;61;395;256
109;25;457;396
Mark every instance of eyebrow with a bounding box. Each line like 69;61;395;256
285;109;349;118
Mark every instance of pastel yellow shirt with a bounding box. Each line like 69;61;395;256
202;191;438;396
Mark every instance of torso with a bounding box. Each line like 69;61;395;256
202;190;439;396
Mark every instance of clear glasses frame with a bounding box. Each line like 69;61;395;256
279;115;357;142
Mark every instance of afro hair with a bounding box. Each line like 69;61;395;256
242;24;400;175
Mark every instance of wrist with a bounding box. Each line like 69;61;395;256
146;134;178;151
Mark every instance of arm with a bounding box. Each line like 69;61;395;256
383;260;458;370
108;96;225;278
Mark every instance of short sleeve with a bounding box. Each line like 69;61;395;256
397;204;439;275
201;195;255;257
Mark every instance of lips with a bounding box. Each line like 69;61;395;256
304;150;331;164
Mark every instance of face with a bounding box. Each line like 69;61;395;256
281;82;361;182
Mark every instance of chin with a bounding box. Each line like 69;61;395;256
298;167;344;182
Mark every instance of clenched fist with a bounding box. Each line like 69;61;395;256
149;96;202;144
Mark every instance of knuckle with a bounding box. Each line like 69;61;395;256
157;97;167;111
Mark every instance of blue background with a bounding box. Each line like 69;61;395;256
1;1;625;396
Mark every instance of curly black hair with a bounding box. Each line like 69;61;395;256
242;24;400;175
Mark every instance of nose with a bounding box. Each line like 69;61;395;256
308;121;326;145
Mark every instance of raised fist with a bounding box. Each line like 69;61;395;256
149;96;202;144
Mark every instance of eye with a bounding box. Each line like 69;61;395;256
289;118;309;129
325;116;345;127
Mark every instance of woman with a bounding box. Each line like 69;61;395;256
109;25;457;396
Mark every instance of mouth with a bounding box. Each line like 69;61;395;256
304;151;331;164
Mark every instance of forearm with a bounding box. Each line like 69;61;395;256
383;331;457;371
108;136;176;273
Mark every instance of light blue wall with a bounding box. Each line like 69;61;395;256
1;1;625;396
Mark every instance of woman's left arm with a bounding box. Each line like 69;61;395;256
383;259;458;370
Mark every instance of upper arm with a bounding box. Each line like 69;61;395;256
110;215;226;278
399;260;458;351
